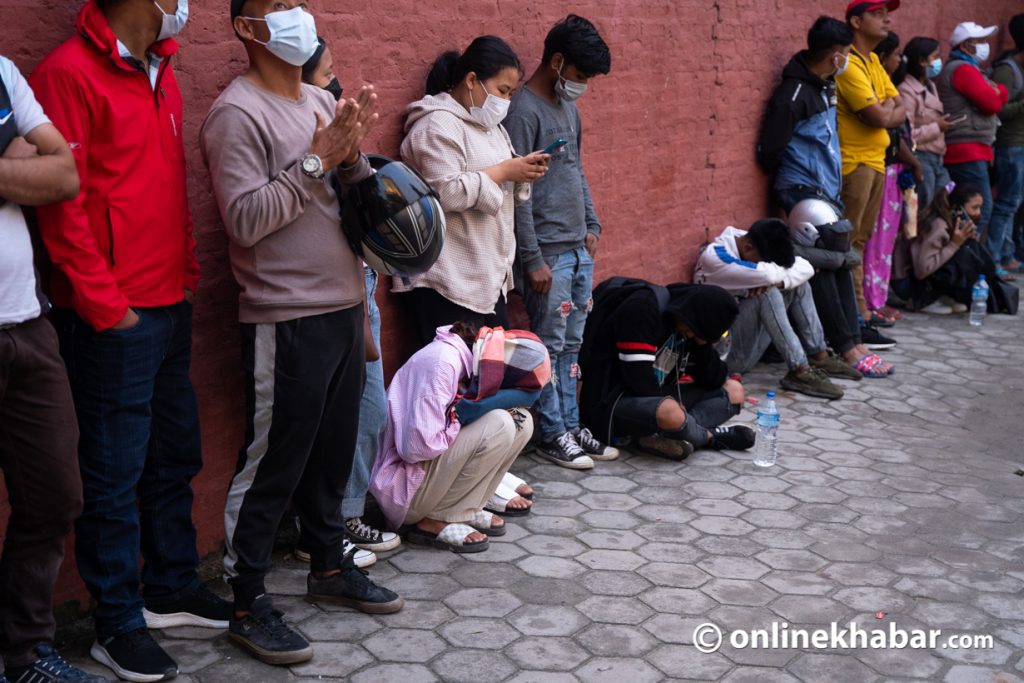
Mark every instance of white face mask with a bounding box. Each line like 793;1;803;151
244;7;318;67
974;42;991;62
554;63;588;101
834;53;850;77
155;0;188;41
468;82;510;129
927;58;943;78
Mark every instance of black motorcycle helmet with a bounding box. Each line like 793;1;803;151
339;155;446;276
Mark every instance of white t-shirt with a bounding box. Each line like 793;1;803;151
0;55;50;325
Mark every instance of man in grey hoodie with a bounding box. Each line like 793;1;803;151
505;15;616;469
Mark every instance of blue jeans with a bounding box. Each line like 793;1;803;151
523;247;594;442
990;146;1024;265
342;268;387;519
916;151;951;212
946;160;993;234
56;302;201;639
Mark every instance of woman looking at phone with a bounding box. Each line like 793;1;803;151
397;36;551;346
899;36;959;211
910;182;996;313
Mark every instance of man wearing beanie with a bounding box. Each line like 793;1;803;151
989;15;1024;272
579;279;755;463
201;0;403;667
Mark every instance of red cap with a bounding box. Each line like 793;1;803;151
846;0;900;19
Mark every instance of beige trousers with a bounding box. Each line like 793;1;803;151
841;164;886;317
404;408;533;525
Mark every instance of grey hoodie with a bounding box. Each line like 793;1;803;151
396;92;529;314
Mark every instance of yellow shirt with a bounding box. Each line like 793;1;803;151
836;48;899;175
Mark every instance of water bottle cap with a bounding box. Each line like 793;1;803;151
766;391;776;398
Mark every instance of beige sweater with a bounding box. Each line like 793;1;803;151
396;93;529;314
201;77;370;323
911;217;961;280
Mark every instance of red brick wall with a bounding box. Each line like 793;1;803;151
1;0;1018;609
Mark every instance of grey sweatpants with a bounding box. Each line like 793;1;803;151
727;284;826;374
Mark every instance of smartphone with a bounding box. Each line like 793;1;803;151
540;138;569;155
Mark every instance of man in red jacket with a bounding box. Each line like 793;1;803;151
937;21;1009;270
30;1;230;681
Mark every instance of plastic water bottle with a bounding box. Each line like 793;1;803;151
754;391;780;467
969;275;989;327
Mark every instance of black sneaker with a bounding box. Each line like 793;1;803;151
574;428;620;461
632;435;695;461
345;517;402;552
860;324;897;350
306;564;405;614
7;644;111;682
536;432;594;470
143;584;231;630
229;594;312;666
708;425;756;451
90;628;177;683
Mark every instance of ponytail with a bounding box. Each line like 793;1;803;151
424;36;521;96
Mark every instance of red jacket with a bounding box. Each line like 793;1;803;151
30;1;199;331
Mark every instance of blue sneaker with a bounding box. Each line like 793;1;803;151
6;644;111;682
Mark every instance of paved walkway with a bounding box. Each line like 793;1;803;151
65;311;1024;682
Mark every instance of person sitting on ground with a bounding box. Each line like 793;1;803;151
788;200;896;378
369;322;536;554
579;280;755;462
910;182;995;313
695;219;849;399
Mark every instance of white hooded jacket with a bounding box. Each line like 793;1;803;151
694;226;814;297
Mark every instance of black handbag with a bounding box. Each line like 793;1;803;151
988;276;1020;315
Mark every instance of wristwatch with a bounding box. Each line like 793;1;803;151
300;153;325;180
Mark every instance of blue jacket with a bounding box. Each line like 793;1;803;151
757;52;842;205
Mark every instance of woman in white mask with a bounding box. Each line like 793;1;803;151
398;36;551;347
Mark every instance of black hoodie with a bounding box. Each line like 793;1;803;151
579;283;738;443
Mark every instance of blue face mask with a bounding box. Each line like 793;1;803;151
927;58;943;79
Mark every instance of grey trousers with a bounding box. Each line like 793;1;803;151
727;284;826;374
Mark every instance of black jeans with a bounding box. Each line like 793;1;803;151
612;385;739;447
224;306;365;611
809;267;861;355
56;302;202;640
402;287;508;349
0;317;82;667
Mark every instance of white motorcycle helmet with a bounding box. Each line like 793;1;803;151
787;199;853;252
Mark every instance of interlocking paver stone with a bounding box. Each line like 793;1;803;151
54;312;1024;682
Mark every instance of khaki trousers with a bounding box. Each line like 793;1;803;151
404;408;533;525
840;164;886;317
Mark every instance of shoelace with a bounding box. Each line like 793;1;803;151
556;432;585;457
252;607;295;640
30;652;81;680
347;518;382;541
577;429;603;451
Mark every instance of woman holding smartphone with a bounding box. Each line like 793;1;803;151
899;36;959;211
397;36;550;347
910;182;996;313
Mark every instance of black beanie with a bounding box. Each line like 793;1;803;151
664;284;738;343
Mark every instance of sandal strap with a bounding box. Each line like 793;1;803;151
437;523;479;546
470;510;496;529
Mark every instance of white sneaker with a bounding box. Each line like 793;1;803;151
938;295;968;313
920;300;954;315
294;539;377;568
575;427;620;461
345;517;402;552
